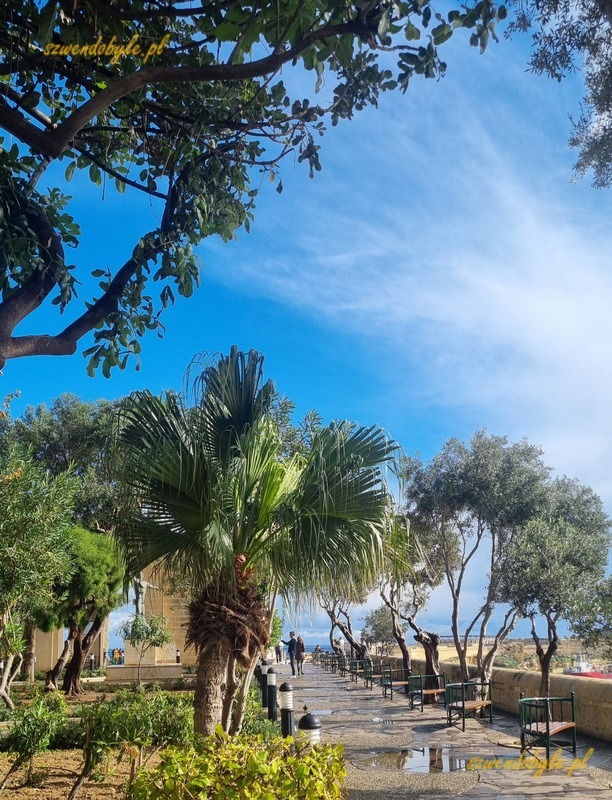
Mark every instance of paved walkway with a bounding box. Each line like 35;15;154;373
269;659;612;800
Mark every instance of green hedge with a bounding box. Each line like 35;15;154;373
132;728;346;800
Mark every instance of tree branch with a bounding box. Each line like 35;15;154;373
43;20;370;157
0;206;65;338
0;98;51;154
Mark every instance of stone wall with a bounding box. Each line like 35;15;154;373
106;663;183;684
388;656;612;743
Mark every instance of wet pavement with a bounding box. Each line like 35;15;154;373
270;659;612;799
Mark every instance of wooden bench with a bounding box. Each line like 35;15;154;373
519;692;577;765
407;673;446;712
363;660;383;689
446;681;493;731
349;658;365;682
381;665;411;699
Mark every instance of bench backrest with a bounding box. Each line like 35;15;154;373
519;692;575;728
408;672;445;692
446;680;491;705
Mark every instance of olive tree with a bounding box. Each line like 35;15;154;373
498;477;610;695
570;576;612;660
403;431;551;682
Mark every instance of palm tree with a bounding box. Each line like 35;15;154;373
115;347;396;736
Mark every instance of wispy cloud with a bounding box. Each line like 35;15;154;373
207;52;612;503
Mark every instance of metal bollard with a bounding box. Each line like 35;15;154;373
89;653;95;671
298;712;323;745
279;681;294;737
267;667;277;721
298;711;322;746
176;649;181;664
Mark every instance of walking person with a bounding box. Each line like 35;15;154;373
296;636;306;675
275;640;283;664
282;631;298;676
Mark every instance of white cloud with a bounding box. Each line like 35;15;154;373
206;56;612;505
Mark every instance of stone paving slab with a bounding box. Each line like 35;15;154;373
274;661;612;799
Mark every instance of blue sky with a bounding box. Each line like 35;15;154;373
5;26;612;647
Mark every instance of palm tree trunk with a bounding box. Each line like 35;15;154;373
221;653;238;732
194;638;231;736
229;654;259;735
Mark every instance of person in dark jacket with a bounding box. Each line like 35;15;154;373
296;636;306;675
282;631;298;676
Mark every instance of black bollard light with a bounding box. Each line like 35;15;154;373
298;711;322;746
260;659;269;708
279;681;294;737
89;653;95;671
267;667;277;721
175;648;181;664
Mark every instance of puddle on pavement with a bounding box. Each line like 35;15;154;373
295;697;330;704
305;709;334;715
345;708;405;716
354;747;467;773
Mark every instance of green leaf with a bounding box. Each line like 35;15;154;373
404;22;421;41
432;23;453;45
65;162;76;182
37;0;57;47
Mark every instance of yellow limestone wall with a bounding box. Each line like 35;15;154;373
123;568;196;667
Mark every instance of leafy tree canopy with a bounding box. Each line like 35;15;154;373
506;0;612;187
403;430;552;681
570;575;612;660
4;393;120;531
361;604;397;648
0;442;75;623
496;476;610;694
35;525;124;634
0;0;506;375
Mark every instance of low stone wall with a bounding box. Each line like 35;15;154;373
106;663;183;684
381;656;612;743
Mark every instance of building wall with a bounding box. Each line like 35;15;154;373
123;568;196;667
35;618;109;673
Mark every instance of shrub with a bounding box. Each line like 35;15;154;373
2;692;66;787
241;684;281;740
131;728;346;800
49;720;85;750
68;688;194;800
